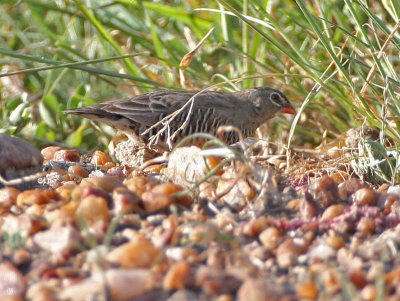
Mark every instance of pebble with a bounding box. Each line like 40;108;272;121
106;240;160;268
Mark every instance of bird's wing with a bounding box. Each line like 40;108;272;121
96;91;192;126
99;90;239;126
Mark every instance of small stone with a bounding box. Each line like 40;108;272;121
360;284;377;301
115;139;158;167
276;238;302;268
307;175;339;208
90;150;113;166
124;175;152;197
142;183;190;213
0;261;26;299
321;204;346;221
296;281;318;300
142;190;174;213
348;268;367;289
12;249;31;266
196;266;241;296
0;187;19;207
80;176;124;193
237;279;295;301
299;197;319;220
0;134;43;176
352;188;377;206
2;214;47;236
112;187;142;214
165;247;200;262
33;224;81;254
68;165;89;180
259;227;281;249
142;163;165;174
106;165;128;178
75;195;109;228
325;233;345;249
309;242;336;261
53;149;80;162
357;217;375;235
41;146;62;160
59;269;150;301
164;146;206;188
26;283;57;301
338;178;368;200
55;181;77;200
216;170;255;211
330;171;349;184
163;261;191;290
205;156;224;175
378;193;399;214
16;189;60;206
106;240;160;268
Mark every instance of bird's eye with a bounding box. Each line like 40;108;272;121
270;92;280;103
269;92;281;107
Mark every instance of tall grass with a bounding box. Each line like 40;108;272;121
1;0;399;151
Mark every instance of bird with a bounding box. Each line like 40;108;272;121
65;87;295;151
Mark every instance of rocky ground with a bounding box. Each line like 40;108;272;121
1;133;400;301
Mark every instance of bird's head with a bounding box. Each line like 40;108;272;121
244;87;295;121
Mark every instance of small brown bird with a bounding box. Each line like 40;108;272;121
65;87;295;150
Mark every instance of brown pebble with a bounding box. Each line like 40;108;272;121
142;182;191;213
53;149;80;162
26;283;57;301
357;216;375;235
106;240;160;268
142;191;174;213
41;146;62;160
142;163;165;174
106;166;128;178
307;175;339;208
330;171;349;184
378;193;399;214
151;183;190;207
321;204;346;221
125;175;152;197
348;268;367;289
56;182;77;200
237;279;294;301
68;165;89;180
276;238;302;268
0;187;20;207
17;189;60;206
205;156;224;175
286;198;301;211
352;188;377;206
12;249;31;266
112;187;142;214
338;178;368;200
90;150;113;166
80;176;124;193
243;217;270;236
300;197;319;220
75;195;109;227
163;261;191;290
259;227;282;249
325;233;345;249
296;281;318;300
377;183;390;193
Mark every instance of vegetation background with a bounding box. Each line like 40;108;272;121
1;0;399;154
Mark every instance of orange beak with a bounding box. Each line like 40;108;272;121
280;103;296;115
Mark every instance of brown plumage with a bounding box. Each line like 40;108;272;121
65;87;295;150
